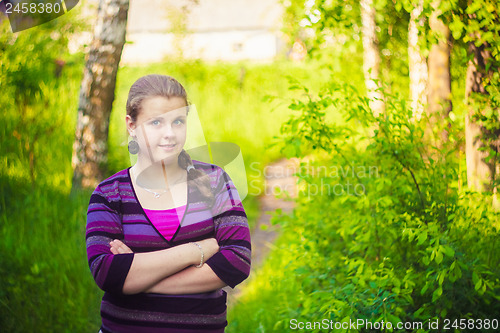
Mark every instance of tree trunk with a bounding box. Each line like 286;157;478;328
465;40;500;208
427;0;452;143
360;0;384;117
408;0;428;120
72;0;130;190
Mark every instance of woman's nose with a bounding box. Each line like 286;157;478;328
162;124;175;138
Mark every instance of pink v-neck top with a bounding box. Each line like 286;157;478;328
143;204;187;241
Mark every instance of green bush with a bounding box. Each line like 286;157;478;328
228;81;500;332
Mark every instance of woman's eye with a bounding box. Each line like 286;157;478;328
173;119;185;125
150;120;161;126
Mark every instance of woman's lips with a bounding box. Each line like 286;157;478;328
159;144;176;151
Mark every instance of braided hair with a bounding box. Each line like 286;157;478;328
126;74;215;206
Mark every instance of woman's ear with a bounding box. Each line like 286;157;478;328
126;115;136;137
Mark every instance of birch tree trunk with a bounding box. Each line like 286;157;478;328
408;0;428;120
360;0;384;117
72;0;130;190
465;40;500;208
427;0;451;143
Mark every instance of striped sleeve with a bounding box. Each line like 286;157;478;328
205;168;251;288
86;185;134;294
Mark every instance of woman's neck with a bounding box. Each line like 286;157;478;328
131;159;186;190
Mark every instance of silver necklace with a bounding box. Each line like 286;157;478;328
141;187;168;199
131;167;184;199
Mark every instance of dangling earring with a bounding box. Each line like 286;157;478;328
128;138;140;154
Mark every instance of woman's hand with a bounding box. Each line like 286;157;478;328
110;239;133;254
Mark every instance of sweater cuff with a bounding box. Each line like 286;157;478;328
205;252;248;288
103;253;134;294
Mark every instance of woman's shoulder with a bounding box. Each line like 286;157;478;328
94;167;131;194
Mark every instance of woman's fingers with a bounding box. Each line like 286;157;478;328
109;239;133;254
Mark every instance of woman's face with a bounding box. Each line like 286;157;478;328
127;96;188;166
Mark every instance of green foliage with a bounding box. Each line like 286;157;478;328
228;79;499;332
447;0;500;194
279;0;500;195
0;10;93;330
468;86;500;191
0;183;101;332
0;7;85;188
280;0;361;53
280;0;411;97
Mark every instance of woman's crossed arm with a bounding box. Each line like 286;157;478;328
110;239;225;295
110;238;222;295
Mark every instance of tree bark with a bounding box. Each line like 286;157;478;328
427;0;452;143
72;0;130;190
408;0;428;120
465;40;500;207
360;0;384;117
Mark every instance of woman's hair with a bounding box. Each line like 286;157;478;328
126;74;215;206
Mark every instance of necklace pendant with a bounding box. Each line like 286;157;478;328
154;193;160;199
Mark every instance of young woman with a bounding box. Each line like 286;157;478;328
86;74;251;332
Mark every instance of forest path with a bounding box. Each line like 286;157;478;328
224;157;300;305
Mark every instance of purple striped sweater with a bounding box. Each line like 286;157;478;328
86;161;251;332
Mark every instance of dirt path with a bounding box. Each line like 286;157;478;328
224;158;300;304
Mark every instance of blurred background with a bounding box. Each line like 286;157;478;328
1;0;499;331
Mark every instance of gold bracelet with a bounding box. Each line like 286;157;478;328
190;242;204;268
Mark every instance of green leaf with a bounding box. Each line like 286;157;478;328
422;256;430;266
294;267;308;275
475;279;482;291
432;287;442;302
386;313;401;324
417;231;428;245
435;251;443;264
472;271;479;285
421;282;430;295
282;144;296;158
443;246;455;257
438;270;446;286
